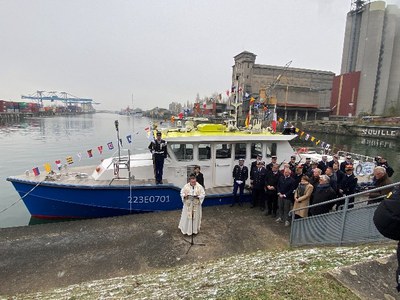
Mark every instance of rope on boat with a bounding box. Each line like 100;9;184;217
0;180;43;215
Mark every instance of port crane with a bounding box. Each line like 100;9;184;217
21;91;98;106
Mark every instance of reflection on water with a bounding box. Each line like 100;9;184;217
0;113;152;229
292;133;400;182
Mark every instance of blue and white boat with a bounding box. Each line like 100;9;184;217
7;121;298;219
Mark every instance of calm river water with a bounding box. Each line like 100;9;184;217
0;113;399;228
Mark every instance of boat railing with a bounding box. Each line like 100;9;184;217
336;150;375;163
108;149;132;184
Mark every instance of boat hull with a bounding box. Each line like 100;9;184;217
8;178;251;219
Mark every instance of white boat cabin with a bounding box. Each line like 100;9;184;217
92;129;297;189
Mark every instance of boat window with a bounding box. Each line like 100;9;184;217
234;143;246;159
216;143;232;159
251;143;262;158
170;143;193;161
199;144;211;160
266;143;277;157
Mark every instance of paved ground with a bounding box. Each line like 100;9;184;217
0;205;290;296
328;254;399;299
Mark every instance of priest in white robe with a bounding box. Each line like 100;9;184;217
178;173;206;235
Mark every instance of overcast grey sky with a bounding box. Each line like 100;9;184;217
1;0;400;110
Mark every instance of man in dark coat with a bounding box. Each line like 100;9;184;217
309;175;337;216
328;154;339;168
332;162;344;187
276;168;296;226
288;155;298;174
340;155;353;172
293;164;304;187
325;167;338;196
265;163;281;217
266;155;278;172
317;155;329;174
231;158;249;206
250;161;267;210
193;165;205;188
148;131;168;184
250;154;262;181
337;164;358;210
302;157;312;175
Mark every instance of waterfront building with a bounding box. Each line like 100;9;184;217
332;0;400;117
231;51;335;123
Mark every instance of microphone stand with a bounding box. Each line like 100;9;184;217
183;188;205;254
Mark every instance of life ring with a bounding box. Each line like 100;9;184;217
355;164;363;176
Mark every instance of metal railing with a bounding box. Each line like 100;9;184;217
289;181;400;247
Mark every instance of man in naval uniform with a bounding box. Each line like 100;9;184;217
148;131;168;184
231;158;249;206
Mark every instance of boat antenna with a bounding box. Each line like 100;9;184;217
115;120;121;161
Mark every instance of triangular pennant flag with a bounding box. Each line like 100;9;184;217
127;135;132;143
77;153;82;161
55;160;62;170
87;149;93;158
316;140;320;145
325;144;330;150
321;142;326;148
66;156;74;165
44;163;52;173
32;167;40;176
119;138;123;147
107;142;114;150
278;117;284;123
300;131;305;137
311;137;315;142
305;134;310;141
98;146;103;154
295;128;300;133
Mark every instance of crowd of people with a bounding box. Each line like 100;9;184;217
232;154;395;227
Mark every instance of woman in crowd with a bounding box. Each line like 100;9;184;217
293;175;314;219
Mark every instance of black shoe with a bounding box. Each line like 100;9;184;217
230;203;235;207
250;205;255;208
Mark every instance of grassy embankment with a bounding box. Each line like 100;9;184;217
8;244;396;300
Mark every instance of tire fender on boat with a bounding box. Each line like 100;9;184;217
355;164;363;176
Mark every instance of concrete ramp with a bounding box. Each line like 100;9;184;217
328;254;399;299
